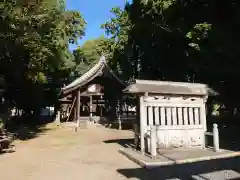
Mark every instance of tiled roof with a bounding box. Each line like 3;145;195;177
123;79;218;96
61;56;125;94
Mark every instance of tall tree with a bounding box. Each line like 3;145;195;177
73;36;112;76
0;0;86;121
102;0;240;110
101;6;135;81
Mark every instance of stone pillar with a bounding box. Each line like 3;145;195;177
213;123;220;152
150;126;157;159
140;96;146;155
55;111;61;126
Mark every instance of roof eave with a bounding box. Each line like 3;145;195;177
61;56;126;94
122;80;218;96
123;90;208;96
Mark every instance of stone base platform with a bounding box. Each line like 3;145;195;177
119;148;240;169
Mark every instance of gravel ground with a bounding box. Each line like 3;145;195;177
0;123;239;180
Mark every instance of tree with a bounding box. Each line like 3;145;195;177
101;6;135;81
0;0;86;122
102;0;240;112
73;36;112;76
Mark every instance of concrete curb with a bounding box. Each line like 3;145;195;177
119;148;240;170
118;148;155;168
173;151;240;164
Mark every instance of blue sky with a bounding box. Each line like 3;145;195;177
66;0;127;51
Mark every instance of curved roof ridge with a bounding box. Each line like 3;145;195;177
62;56;105;92
61;56;125;94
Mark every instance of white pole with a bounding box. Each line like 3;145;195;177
140;96;145;154
150;126;157;159
213;123;220;152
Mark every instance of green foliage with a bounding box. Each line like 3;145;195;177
73;36;112;76
101;6;134;81
101;0;240;107
0;0;86;114
186;23;212;51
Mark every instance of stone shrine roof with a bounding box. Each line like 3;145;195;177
123;79;218;96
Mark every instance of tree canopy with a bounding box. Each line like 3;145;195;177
1;0;240;121
0;0;86;117
72;36;112;76
101;0;240;107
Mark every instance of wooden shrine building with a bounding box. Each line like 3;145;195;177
60;56;126;127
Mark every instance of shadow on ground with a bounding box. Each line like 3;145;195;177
104;138;135;149
0;144;16;154
12;125;52;141
117;156;240;180
99;119;134;130
6;115;54;141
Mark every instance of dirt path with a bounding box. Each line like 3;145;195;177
0;123;240;180
0;123;140;180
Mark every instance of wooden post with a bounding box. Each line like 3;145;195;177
100;105;103;117
75;90;81;131
90;95;93;118
73;107;76;122
96;98;98;116
117;99;122;130
134;124;138;149
134;95;141;149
